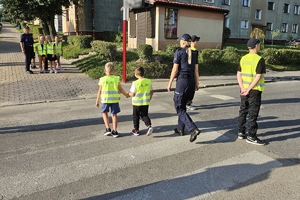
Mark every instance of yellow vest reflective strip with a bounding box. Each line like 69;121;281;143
37;43;47;56
46;42;55;54
100;76;121;103
240;54;265;92
132;78;151;106
56;42;62;54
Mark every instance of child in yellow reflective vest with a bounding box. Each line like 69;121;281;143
45;35;57;73
54;35;63;70
35;34;47;73
95;62;129;138
128;67;154;136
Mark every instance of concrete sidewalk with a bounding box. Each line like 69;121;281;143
1;23;300;107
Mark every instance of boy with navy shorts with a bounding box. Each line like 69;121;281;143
95;62;129;137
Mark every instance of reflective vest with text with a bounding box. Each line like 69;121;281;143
240;54;265;92
132;78;152;106
100;76;121;103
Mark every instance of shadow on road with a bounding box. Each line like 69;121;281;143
82;158;300;200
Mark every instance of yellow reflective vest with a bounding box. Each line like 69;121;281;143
46;42;55;55
55;42;62;54
132;78;152;106
240;54;265;92
36;43;47;56
100;76;121;103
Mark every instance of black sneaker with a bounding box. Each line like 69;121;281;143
190;128;201;142
238;132;247;139
26;70;33;74
31;65;37;69
104;128;111;136
111;130;119;138
246;136;265;146
174;128;184;136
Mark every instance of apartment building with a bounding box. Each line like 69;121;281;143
128;0;229;50
62;0;123;39
176;0;300;44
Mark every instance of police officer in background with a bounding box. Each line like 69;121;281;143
20;26;34;74
167;33;201;143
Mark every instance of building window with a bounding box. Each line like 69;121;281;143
283;4;290;13
65;9;69;21
281;23;288;32
292;24;298;33
221;0;230;5
241;20;249;29
294;5;300;15
255;10;262;20
225;17;230;28
164;8;178;39
268;2;275;10
266;22;273;31
242;0;250;7
205;0;214;3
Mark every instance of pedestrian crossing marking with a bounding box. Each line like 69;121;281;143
0;130;228;199
210;95;235;100
111;151;282;200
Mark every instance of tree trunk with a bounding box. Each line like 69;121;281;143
41;20;50;36
47;15;57;39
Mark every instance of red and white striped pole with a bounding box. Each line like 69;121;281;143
122;0;129;83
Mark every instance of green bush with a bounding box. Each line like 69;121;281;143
165;44;180;56
137;44;153;61
91;40;118;61
199;49;237;75
103;31;123;42
262;48;300;65
222;46;241;63
67;35;92;48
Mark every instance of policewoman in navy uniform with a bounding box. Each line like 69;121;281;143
20;26;34;74
167;33;201;142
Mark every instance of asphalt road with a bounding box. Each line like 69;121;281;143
0;81;300;200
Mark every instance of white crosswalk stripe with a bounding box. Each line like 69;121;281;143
210;95;235;101
0;130;228;199
111;151;282;200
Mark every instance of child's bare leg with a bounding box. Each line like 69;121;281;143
111;114;118;131
102;112;110;129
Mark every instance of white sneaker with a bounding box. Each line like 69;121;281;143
186;105;196;110
146;126;153;136
54;70;58;74
49;70;54;73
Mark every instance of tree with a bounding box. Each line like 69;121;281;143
223;27;231;40
0;0;81;38
271;29;282;45
250;28;265;40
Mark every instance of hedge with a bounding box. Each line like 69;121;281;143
67;35;92;49
91;40;118;61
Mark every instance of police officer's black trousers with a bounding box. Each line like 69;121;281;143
133;105;151;130
238;90;262;138
24;46;33;72
173;77;197;132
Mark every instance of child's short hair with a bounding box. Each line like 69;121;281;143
135;67;144;77
105;62;115;73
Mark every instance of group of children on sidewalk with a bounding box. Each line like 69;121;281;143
32;34;63;73
96;62;153;138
